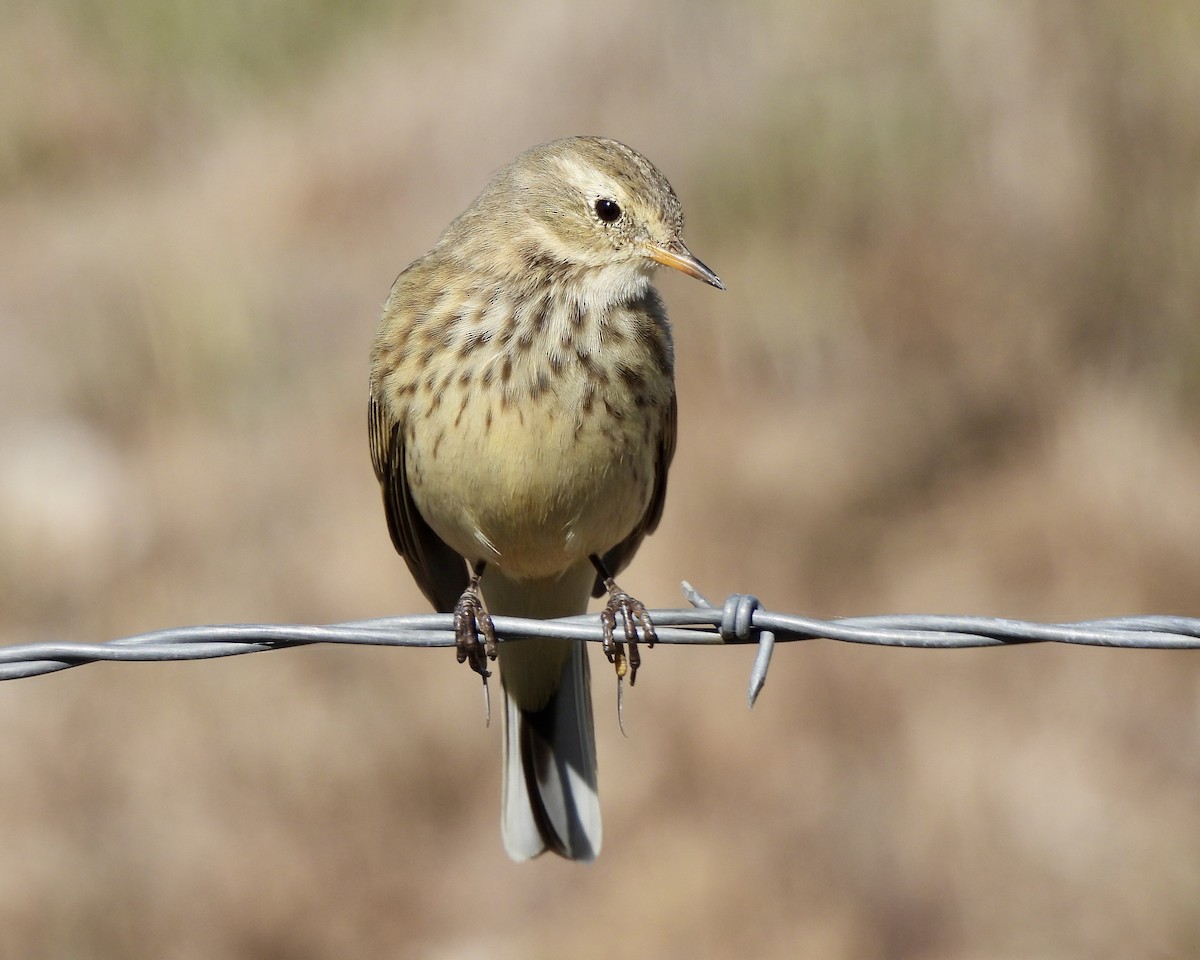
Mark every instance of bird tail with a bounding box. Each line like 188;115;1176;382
485;566;601;862
501;640;600;861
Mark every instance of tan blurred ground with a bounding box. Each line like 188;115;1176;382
2;1;1200;957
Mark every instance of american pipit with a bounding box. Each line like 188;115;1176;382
369;136;722;861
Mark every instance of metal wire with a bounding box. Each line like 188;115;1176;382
4;581;1198;705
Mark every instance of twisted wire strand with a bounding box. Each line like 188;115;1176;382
3;583;1197;704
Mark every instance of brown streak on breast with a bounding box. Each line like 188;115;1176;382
376;357;398;378
439;318;462;346
618;364;645;390
602;398;625;421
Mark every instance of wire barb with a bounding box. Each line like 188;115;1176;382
684;583;776;707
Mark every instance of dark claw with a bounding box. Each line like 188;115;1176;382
453;584;496;680
598;578;656;686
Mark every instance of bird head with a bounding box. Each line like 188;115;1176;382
452;136;724;300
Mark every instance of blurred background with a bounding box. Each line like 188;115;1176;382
2;1;1200;956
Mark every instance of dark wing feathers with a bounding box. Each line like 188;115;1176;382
369;393;468;612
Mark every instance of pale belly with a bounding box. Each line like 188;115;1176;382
406;382;657;580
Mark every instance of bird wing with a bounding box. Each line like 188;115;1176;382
592;389;677;598
369;391;469;612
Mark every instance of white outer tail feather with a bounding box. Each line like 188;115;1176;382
501;642;600;861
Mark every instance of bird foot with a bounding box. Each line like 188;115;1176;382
453;580;497;680
598;577;657;687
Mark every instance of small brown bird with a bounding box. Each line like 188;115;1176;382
369;136;722;861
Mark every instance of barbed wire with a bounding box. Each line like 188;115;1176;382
3;581;1198;706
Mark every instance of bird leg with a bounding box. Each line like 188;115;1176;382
590;556;657;687
454;561;497;680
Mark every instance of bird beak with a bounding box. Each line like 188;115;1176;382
646;239;725;290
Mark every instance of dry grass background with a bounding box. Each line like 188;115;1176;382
2;1;1200;957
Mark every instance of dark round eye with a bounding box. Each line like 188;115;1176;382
594;198;622;223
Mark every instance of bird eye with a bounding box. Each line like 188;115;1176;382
594;198;622;223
